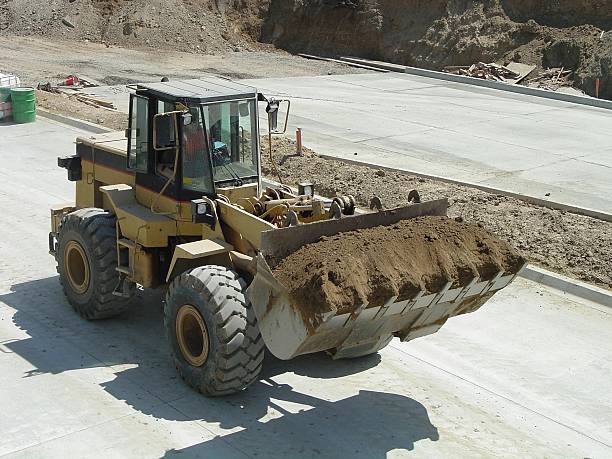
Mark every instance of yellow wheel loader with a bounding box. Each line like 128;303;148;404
49;78;525;396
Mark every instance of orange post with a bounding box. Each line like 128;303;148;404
296;128;303;156
596;78;601;98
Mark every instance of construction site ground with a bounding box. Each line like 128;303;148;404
2;3;612;456
33;70;612;291
1;118;611;458
0;36;368;86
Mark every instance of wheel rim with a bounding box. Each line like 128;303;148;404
176;305;209;367
64;240;90;295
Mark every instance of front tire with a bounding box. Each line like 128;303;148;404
56;208;134;319
165;266;265;396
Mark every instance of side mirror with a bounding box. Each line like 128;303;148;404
266;99;279;132
153;113;178;150
265;98;291;135
238;102;250;117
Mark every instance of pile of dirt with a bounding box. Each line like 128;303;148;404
0;0;267;54
260;0;612;98
262;138;612;290
273;216;525;322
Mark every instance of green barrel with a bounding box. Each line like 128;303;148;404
0;87;11;102
10;88;36;123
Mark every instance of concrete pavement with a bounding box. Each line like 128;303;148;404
0;118;611;457
242;73;612;216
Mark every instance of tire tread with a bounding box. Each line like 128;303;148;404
164;266;264;396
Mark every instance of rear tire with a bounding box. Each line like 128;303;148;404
165;266;265;396
56;208;134;319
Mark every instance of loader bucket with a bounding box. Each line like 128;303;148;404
246;199;525;360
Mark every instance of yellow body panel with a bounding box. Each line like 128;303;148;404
166;239;234;282
100;184;177;247
218;183;258;203
217;200;275;255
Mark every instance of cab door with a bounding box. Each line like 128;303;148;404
127;94;182;213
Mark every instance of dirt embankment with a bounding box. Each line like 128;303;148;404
273;216;524;321
0;0;268;54
262;138;612;291
3;0;611;96
260;0;612;98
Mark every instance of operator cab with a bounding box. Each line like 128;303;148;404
127;78;261;204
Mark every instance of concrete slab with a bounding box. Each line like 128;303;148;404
0;119;611;457
241;73;612;215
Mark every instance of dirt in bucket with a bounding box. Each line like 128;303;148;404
272;216;525;328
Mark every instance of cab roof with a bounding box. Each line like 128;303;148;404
136;77;258;103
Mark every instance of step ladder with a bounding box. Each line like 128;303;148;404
114;238;136;298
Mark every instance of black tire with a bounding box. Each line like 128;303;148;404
164;266;265;396
56;208;133;319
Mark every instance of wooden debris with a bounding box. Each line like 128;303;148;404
443;62;521;82
37;81;116;110
525;67;574;91
504;62;536;84
37;74;114;110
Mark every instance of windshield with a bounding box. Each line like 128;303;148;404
182;99;259;194
204;99;259;184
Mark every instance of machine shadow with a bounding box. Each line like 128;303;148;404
2;276;439;457
162;381;439;458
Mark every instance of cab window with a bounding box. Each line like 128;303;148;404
127;95;149;172
182;106;214;195
202;100;258;184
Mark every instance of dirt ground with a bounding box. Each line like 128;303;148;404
0;36;367;88
262;138;612;291
274;215;525;326
0;0;266;54
36;89;126;128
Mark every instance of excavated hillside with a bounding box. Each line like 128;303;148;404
0;0;267;54
1;0;611;97
260;0;612;98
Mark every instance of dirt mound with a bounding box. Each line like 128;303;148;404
273;216;524;322
0;0;266;54
260;0;612;98
262;138;612;291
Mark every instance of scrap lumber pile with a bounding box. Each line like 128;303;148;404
443;62;536;85
443;62;520;82
70;93;116;110
37;75;116;111
524;68;574;91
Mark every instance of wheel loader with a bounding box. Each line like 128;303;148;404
49;78;525;396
